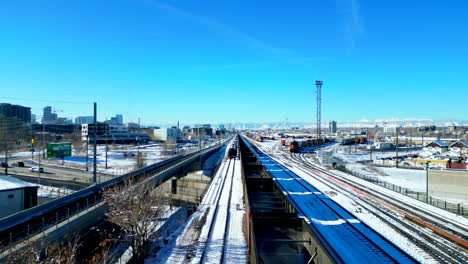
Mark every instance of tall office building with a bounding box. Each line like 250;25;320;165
116;114;123;125
329;121;337;133
0;103;31;124
42;106;57;124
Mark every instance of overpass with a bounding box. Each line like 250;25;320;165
0;140;229;257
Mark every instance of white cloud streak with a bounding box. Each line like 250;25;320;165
335;0;364;52
144;0;291;56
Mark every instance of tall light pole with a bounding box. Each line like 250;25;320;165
395;127;399;168
425;162;430;203
315;80;323;143
93;102;97;184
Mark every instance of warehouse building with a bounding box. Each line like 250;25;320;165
0;176;38;219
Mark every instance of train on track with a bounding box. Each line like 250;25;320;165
340;136;368;145
289;138;335;153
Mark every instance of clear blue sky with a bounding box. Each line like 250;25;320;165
1;0;467;125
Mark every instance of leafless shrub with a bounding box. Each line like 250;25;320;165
103;178;169;263
6;234;81;264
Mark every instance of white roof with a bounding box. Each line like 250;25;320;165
0;176;37;191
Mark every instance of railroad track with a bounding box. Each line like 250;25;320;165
273;151;468;264
242;138;418;264
198;146;237;263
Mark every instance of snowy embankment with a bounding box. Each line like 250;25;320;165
37;184;75;199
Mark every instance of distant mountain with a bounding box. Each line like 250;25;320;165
229;119;468;130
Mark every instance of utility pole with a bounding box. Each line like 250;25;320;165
42;123;45;159
93;102;97;184
421;131;424;148
425;162;429;203
198;127;201;151
177;121;180;154
137;117;140;167
86;135;89;172
105;133;108;170
3;125;7;175
395;127;399;168
31;125;34;161
38;137;41;185
315;80;323;143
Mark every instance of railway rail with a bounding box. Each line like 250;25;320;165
198;139;238;264
262;143;468;264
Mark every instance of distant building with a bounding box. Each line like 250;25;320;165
449;140;468;154
0;103;31;124
383;125;400;134
417;126;436;132
75;116;94;125
153;128;181;143
56;117;73;125
81;123;149;144
329;121;337;133
32;124;80;134
127;122;140;131
0;176;38;219
31;114;38;124
192;127;213;137
202;124;211;129
109;124;128;133
425;140;449;153
42;106;58;124
107;114;124;125
81;122;109;139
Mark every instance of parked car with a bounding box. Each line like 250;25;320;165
29;167;44;173
16;161;25;167
1;162;8;168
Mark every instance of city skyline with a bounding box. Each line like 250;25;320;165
1;0;467;123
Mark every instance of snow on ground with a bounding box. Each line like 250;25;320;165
156;139;247;264
37;184;75;199
330;168;468;232
112;206;185;264
334;147;420;163
376;167;426;192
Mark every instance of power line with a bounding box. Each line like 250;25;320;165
1;97;89;105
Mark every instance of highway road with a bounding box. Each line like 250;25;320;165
2;157;116;186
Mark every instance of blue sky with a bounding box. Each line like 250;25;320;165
1;0;467;125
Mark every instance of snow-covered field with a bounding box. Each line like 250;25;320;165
375;167;426;192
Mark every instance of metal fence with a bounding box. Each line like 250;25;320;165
336;166;467;217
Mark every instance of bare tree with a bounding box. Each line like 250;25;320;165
7;234;81;264
85;239;116;264
103;179;169;263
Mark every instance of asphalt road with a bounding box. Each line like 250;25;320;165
2;158;116;185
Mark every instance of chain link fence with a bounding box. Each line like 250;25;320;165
336;166;467;217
